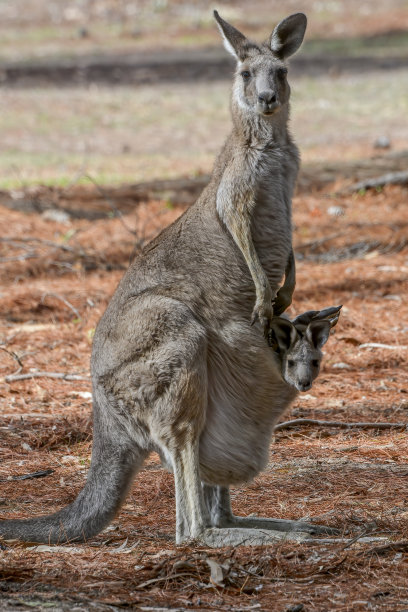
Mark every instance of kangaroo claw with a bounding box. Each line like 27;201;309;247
251;302;273;337
273;291;292;317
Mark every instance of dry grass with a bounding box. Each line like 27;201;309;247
1;70;408;190
1;181;408;610
1;0;408;63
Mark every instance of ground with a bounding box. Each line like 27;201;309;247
1;180;408;611
1;1;408;611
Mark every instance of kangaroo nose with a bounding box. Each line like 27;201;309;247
258;91;277;104
299;380;312;391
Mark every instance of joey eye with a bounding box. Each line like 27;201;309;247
241;70;251;81
312;360;319;368
287;360;295;368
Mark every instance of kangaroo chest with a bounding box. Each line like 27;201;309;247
251;147;297;285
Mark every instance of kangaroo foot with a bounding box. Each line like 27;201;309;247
228;516;340;536
200;526;309;547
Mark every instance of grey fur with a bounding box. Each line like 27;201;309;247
270;305;342;392
0;12;315;547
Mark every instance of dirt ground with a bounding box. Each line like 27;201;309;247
1;175;408;611
1;1;408;610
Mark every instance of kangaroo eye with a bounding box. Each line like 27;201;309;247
287;360;295;368
277;67;288;78
241;70;251;81
312;360;319;368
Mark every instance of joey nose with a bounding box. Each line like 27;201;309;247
299;380;312;391
258;91;277;104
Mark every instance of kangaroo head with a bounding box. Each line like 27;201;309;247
269;306;342;392
214;11;307;118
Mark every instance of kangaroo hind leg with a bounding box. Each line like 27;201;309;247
143;300;210;543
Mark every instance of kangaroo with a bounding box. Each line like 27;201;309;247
270;305;342;392
0;12;335;548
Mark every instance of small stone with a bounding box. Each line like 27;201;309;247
61;455;78;464
374;136;391;149
69;391;92;400
332;362;352;369
327;205;345;217
42;209;71;224
384;294;402;301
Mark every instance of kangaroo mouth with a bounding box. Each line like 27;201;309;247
297;383;312;392
259;101;280;116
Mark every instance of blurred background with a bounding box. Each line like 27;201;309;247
0;0;407;187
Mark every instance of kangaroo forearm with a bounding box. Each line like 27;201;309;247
220;204;273;304
216;157;273;306
234;223;272;303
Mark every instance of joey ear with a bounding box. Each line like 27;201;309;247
269;317;298;352
306;320;331;349
270;13;307;60
312;305;342;328
291;309;319;334
214;10;248;60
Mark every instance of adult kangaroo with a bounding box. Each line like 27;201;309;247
0;11;334;547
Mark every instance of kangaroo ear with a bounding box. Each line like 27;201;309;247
313;305;343;329
214;10;248;60
270;13;307;60
269;317;298;352
291;309;319;335
306;320;332;349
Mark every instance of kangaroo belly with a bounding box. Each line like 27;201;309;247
199;404;274;485
198;321;296;485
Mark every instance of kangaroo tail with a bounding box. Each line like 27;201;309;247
0;399;146;544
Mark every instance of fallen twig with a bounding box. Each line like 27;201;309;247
0;253;39;263
84;173;172;252
0;236;76;253
0;469;54;483
359;342;408;350
0;347;24;370
5;371;89;383
274;418;406;432
134;571;198;590
342;530;372;550
296;232;347;252
41;292;81;320
360;540;408;557
1;412;57;419
346;170;408;193
84;173;138;237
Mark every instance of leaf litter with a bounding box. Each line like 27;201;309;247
1;181;408;610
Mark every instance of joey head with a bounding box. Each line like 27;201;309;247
270;306;342;392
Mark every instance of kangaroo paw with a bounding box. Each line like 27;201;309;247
273;290;292;316
251;300;273;338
